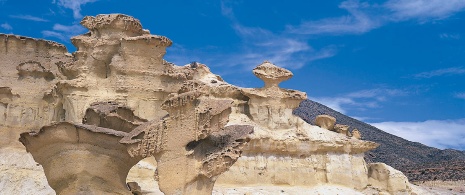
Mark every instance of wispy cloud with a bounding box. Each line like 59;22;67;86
440;33;461;40
42;30;66;41
228;24;337;69
413;67;465;78
371;119;465;150
455;92;465;100
311;88;406;114
169;0;465;70
287;0;465;36
384;0;465;22
1;23;12;30
9;15;49;22
42;23;86;42
286;0;382;35
53;0;98;19
166;1;337;71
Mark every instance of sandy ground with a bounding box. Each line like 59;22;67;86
413;180;465;195
213;185;365;195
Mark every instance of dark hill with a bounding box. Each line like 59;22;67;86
293;99;465;181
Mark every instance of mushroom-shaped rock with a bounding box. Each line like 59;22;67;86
253;60;293;89
352;129;362;139
334;124;350;135
19;123;142;195
19;102;148;195
315;114;336;131
241;61;307;129
81;14;146;37
121;87;254;195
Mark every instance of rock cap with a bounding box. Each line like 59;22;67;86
80;14;146;38
253;61;293;89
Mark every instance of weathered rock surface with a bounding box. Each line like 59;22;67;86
0;13;419;195
121;86;254;194
368;163;412;194
19;101;149;194
353;128;362;139
315;114;336;130
20;122;142;195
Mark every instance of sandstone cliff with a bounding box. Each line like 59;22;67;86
1;14;419;195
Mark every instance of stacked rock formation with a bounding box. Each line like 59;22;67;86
1;14;419;195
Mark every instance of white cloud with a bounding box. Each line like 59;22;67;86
311;88;406;114
53;0;98;19
384;0;465;22
310;97;355;114
286;0;382;35
42;24;86;42
455;92;465;100
42;30;67;41
371;119;465;150
9;15;49;22
166;1;337;71
413;67;465;78
228;24;335;69
53;24;85;34
1;23;12;30
440;33;461;40
287;0;465;36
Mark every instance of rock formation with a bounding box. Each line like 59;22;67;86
368;163;412;194
0;13;421;195
121;85;254;194
353;128;362;139
18;101;152;194
315;114;336;130
334;124;350;136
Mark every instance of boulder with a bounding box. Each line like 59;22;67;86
315;114;336;131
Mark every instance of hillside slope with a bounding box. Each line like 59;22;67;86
293;99;465;181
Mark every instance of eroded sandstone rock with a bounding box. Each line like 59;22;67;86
122;84;254;195
335;124;350;136
218;62;380;190
1;13;416;195
315;114;337;131
0;34;72;194
368;163;412;194
353;129;362;139
19;102;147;195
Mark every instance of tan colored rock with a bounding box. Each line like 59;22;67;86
219;62;380;190
122;85;254;195
253;60;293;89
368;163;413;194
127;182;142;195
0;34;72;195
353;129;362;139
315;114;336;131
19;102;146;195
335;124;350;135
20;122;141;195
241;61;307;130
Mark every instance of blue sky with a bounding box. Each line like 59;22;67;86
1;0;465;150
